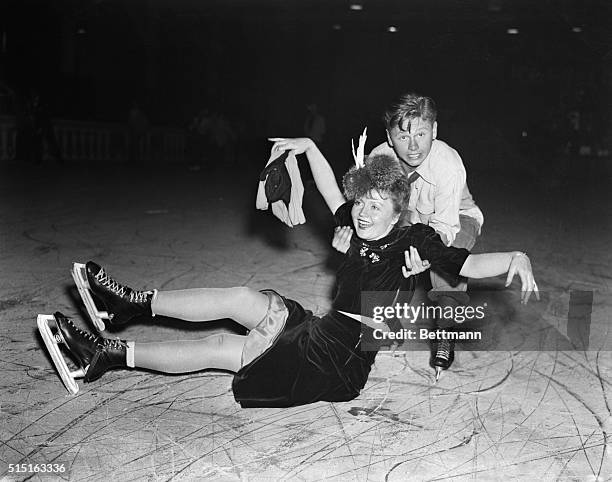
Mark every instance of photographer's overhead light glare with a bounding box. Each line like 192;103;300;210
506;28;519;34
332;24;342;30
572;27;582;33
350;4;363;11
387;26;398;33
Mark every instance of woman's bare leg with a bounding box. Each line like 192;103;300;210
152;287;269;330
134;333;246;373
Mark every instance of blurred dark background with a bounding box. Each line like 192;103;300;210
0;0;611;171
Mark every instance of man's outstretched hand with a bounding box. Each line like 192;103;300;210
332;226;353;254
402;246;431;278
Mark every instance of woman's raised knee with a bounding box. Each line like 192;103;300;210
228;286;259;301
227;287;268;327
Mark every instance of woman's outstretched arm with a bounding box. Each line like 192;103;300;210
268;137;345;214
459;252;539;304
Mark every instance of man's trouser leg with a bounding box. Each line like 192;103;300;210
428;215;481;373
429;215;480;322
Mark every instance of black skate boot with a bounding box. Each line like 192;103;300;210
54;311;103;367
86;261;154;326
53;312;128;383
432;334;455;382
84;337;128;383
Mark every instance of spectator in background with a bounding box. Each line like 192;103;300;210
187;108;212;168
210;112;236;167
127;101;150;162
19;90;62;164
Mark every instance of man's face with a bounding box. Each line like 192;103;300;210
386;117;437;169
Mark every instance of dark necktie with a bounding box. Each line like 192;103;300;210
398;171;420;227
407;171;420;185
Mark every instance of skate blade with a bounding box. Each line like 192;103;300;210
37;314;85;395
72;262;108;331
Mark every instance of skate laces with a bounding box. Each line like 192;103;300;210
104;338;127;350
436;339;451;361
129;290;151;304
95;267;128;297
95;266;150;303
66;318;99;343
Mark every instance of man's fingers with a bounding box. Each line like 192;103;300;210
518;269;540;304
525;276;540;304
339;227;352;242
404;249;412;270
524;287;532;304
403;249;415;278
520;270;527;300
410;246;420;266
411;247;430;269
332;227;352;254
332;227;342;248
505;265;516;287
410;248;423;272
505;256;540;305
405;246;431;277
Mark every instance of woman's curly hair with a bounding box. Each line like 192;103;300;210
342;154;410;214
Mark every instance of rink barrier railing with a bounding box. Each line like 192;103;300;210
0;115;185;162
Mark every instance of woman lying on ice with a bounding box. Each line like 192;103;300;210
51;137;538;408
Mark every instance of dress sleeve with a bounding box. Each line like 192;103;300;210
333;201;354;228
409;224;470;278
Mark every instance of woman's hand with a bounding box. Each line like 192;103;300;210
332;226;353;254
402;246;431;278
505;252;540;304
268;137;314;155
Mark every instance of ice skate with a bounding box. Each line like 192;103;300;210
432;335;455;382
72;262;110;331
72;261;154;330
38;313;89;394
38;312;128;394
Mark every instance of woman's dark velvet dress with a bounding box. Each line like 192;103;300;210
232;202;469;408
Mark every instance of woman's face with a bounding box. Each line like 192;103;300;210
351;190;400;241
